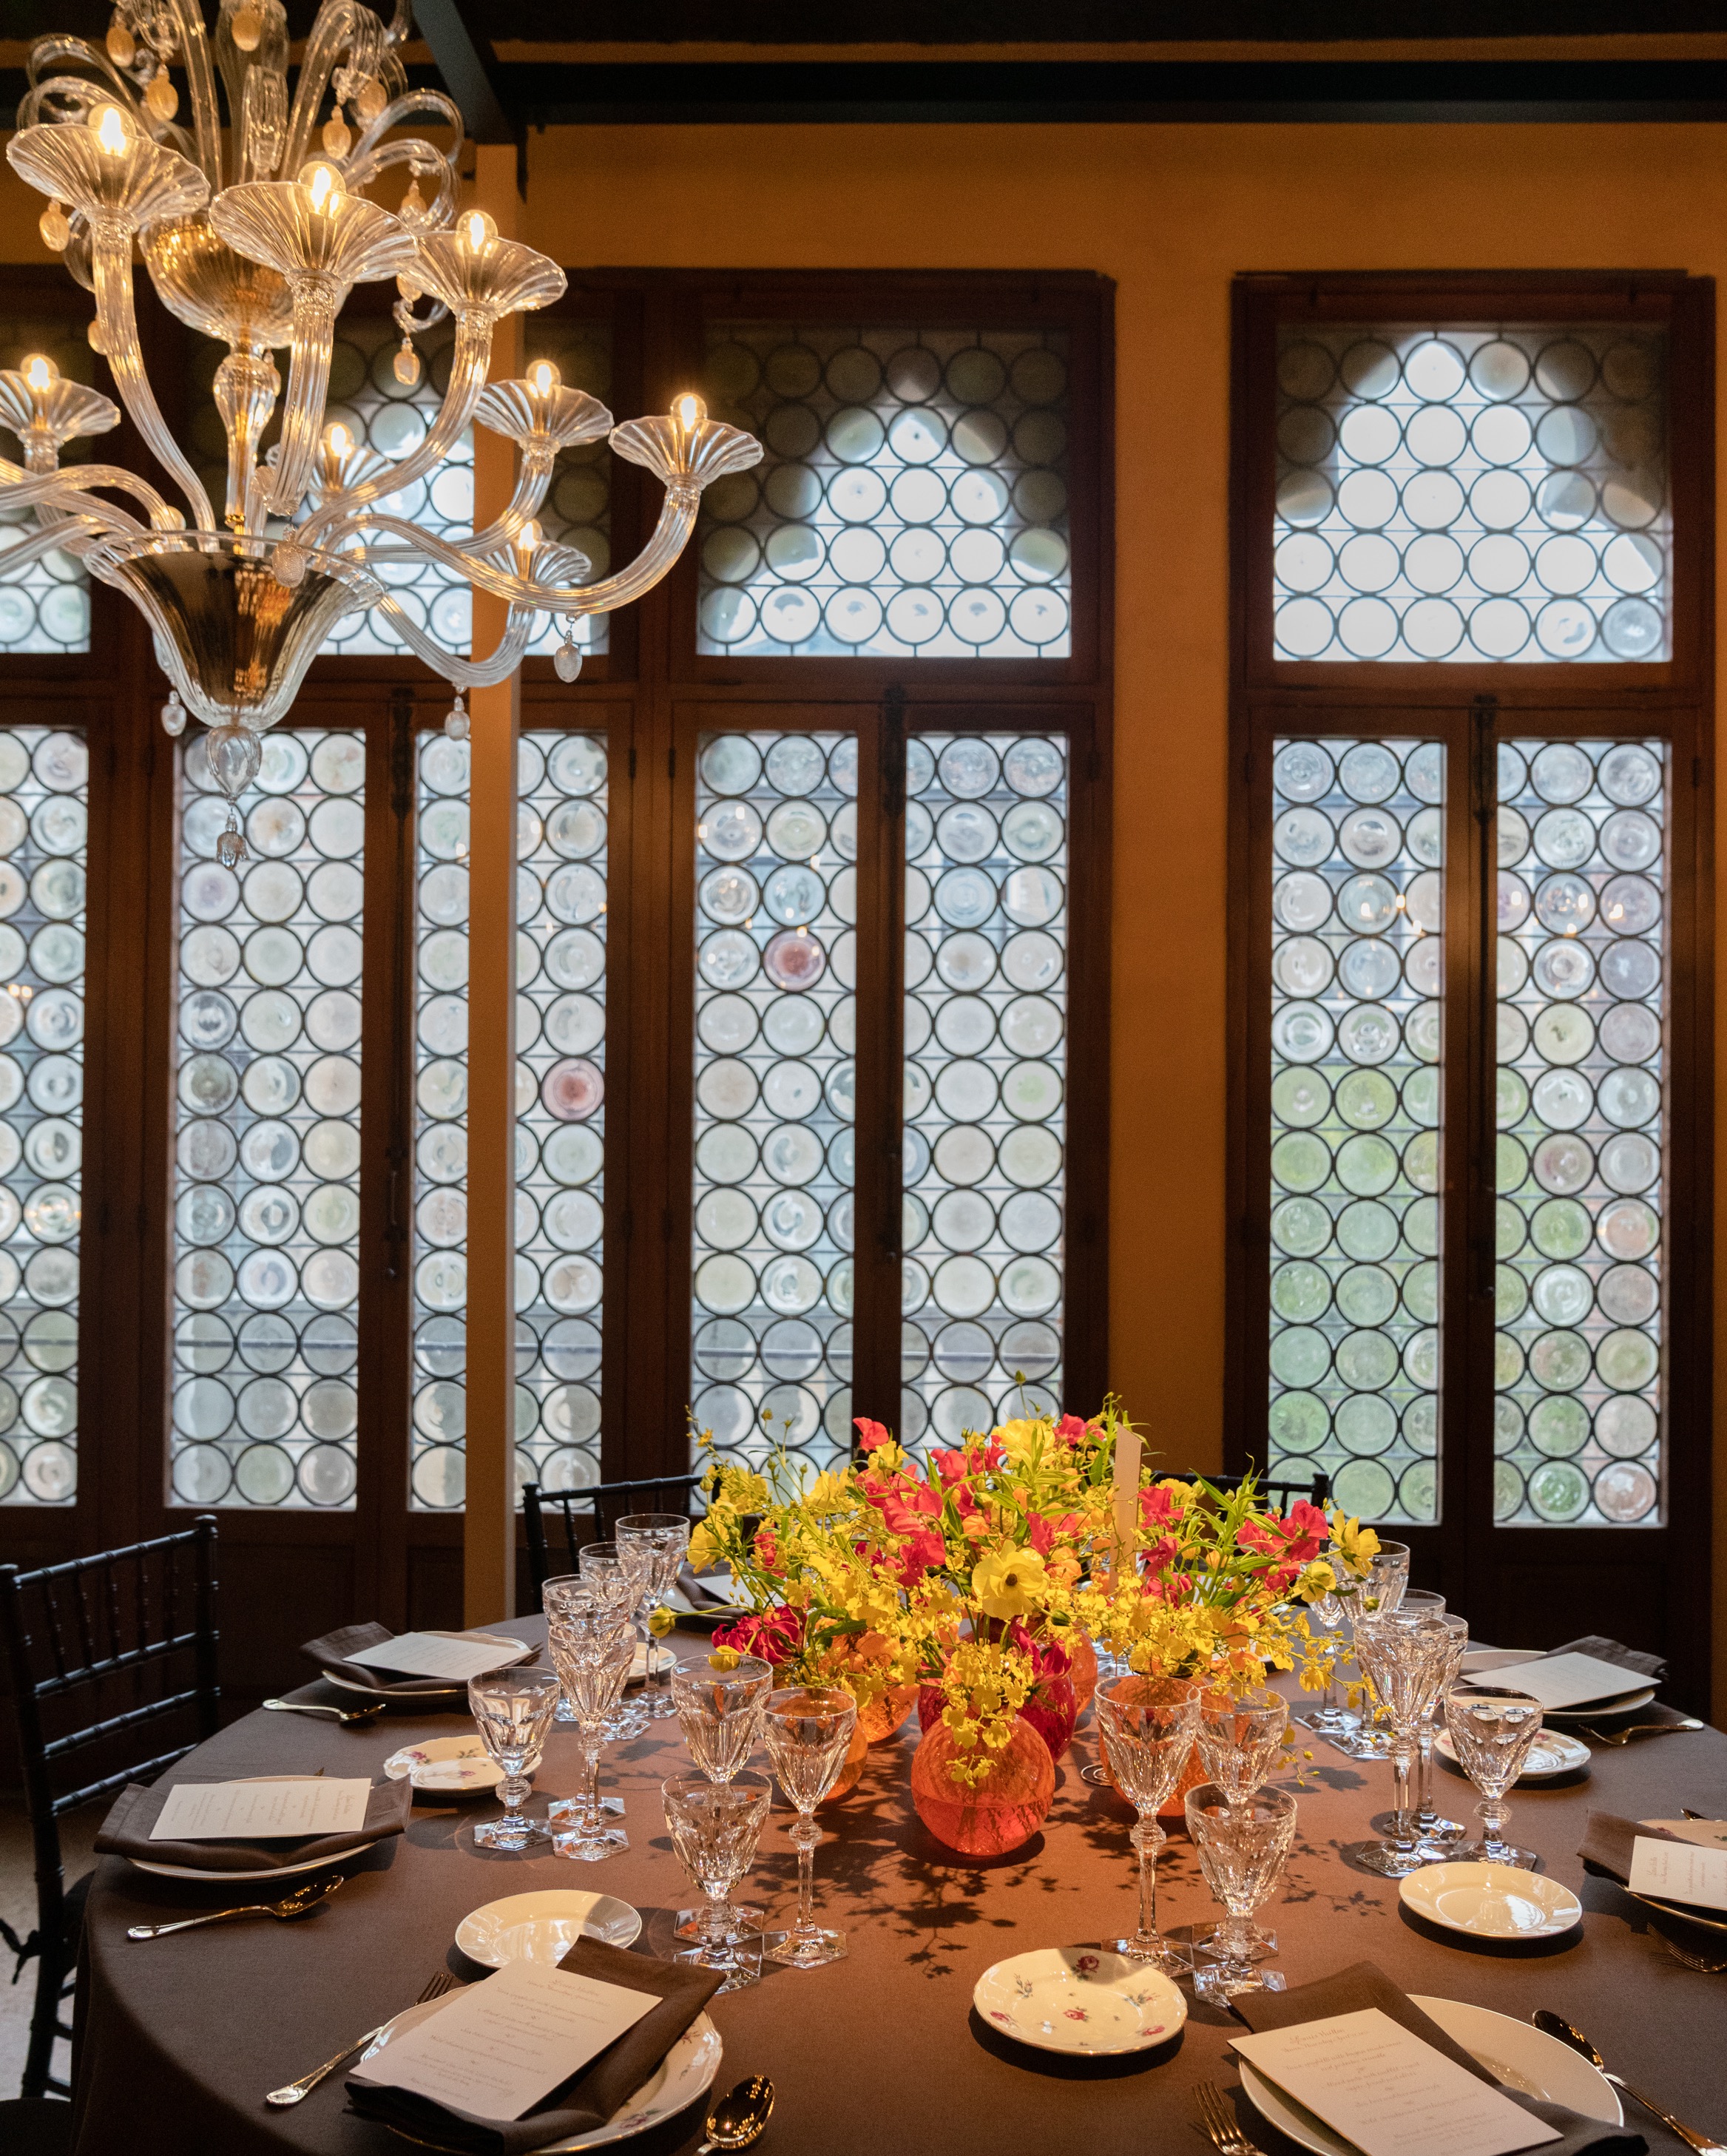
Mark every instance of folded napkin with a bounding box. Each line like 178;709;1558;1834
675;1563;734;1612
95;1775;411;1872
1578;1811;1726;1959
1234;1962;1646;2156
300;1621;537;1696
1538;1636;1666;1684
345;1937;723;2155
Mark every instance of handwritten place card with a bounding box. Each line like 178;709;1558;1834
351;1958;656;2121
1629;1834;1727;1911
1232;2008;1561;2156
1497;1652;1646;1712
151;1778;371;1842
345;1631;531;1684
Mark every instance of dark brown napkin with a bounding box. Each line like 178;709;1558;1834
95;1775;410;1871
675;1564;735;1612
1234;1962;1646;2156
345;1937;723;2155
1579;1811;1727;1960
300;1621;537;1696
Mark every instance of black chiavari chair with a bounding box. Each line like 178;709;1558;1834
521;1476;704;1594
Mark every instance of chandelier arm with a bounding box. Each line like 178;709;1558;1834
19;43;136;122
295;315;494;547
282;1;372;179
327;442;555;563
369;595;538;688
0;516;119;573
160;0;223;191
347;487;697;615
90;224;217;533
266;280;340;520
0;466;172;533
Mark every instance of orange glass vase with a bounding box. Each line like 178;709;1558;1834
856;1683;918;1745
817;1717;871;1804
910;1718;1055;1856
1067;1632;1100;1710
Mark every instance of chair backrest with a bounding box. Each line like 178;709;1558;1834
521;1476;705;1594
1161;1468;1334;1512
0;1518;220;1952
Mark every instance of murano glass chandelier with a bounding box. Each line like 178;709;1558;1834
4;0;759;862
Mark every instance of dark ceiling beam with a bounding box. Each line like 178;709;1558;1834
395;56;1727;126
410;0;521;146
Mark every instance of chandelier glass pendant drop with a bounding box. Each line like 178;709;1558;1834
4;0;759;862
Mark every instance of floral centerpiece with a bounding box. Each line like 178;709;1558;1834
688;1402;1376;1854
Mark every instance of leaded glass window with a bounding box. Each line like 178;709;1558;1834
902;733;1067;1444
697;326;1070;659
1274;327;1669;664
690;731;856;1472
1493;738;1666;1526
0;729;86;1505
169;730;364;1509
1266;737;1444;1525
0;321;95;655
410;730;609;1510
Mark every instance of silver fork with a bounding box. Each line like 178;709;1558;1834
1581;1718;1704;1746
1657;1931;1727;1975
265;1970;457;2107
1196;2080;1268;2156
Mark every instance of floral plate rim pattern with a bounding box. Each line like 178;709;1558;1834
972;1945;1187;2057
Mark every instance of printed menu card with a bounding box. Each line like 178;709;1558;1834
1232;2008;1561;2156
1496;1653;1643;1711
351;1959;656;2121
1628;1835;1727;1911
343;1631;530;1684
150;1778;372;1841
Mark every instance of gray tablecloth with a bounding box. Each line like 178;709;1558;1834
70;1622;1727;2156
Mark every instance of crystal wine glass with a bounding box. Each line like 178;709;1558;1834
578;1542;652;1738
1186;1782;1298;2005
616;1513;690;1719
1093;1673;1202;1972
1443;1684;1544;1868
671;1653;772;1941
1193;1684;1289;1962
760;1685;856;1969
543;1586;636;1862
1349;1609;1454;1878
468;1666;561;1850
1326;1539;1410;1760
1412;1612;1470;1856
662;1770;771;1992
1297;1578;1355;1739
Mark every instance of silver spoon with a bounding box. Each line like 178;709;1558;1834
263;1697;382;1726
1531;2011;1726;2154
697;2075;775;2155
127;1871;345;1939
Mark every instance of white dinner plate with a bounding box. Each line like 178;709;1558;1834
456;1889;643;1966
322;1632;531;1698
383;1737;504;1796
973;1947;1186;2057
1399;1862;1582;1940
1544;1685;1655;1723
1238;1994;1620;2156
359;1996;720;2150
1435;1729;1590;1782
129;1775;379;1882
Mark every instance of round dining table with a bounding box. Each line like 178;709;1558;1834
68;1621;1727;2156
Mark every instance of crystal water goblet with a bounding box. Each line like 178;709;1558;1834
760;1685;856;1969
1350;1609;1454;1878
578;1542;652;1737
662;1770;772;1992
1094;1674;1202;1972
468;1666;561;1850
1326;1539;1410;1760
1297;1581;1355;1739
672;1654;772;1940
617;1513;690;1720
1413;1612;1470;1856
1367;1593;1458;1844
1194;1684;1289;1962
1186;1782;1298;2004
1443;1684;1544;1868
542;1586;636;1861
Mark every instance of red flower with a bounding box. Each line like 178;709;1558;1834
1054;1413;1088;1445
752;1525;779;1571
894;1526;947;1586
714;1604;802;1666
854;1416;892;1453
930;1447;970;1487
1140;1484;1186;1530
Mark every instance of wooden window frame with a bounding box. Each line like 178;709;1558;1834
1226;271;1714;1711
0;268;1113;1701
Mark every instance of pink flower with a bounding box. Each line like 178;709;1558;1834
713;1604;802;1666
854;1416;892;1453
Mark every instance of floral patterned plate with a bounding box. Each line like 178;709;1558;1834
973;1947;1186;2056
359;1997;720;2149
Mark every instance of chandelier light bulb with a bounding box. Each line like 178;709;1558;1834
22;354;57;398
460;208;496;254
305;160;342;214
513;518;542;570
231;5;263;53
90;104;131;156
674;393;708;430
529;359;559;397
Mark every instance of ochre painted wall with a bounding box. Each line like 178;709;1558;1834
1;118;1722;1711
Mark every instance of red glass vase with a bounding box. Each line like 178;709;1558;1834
856;1683;918;1745
910;1717;1055;1856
